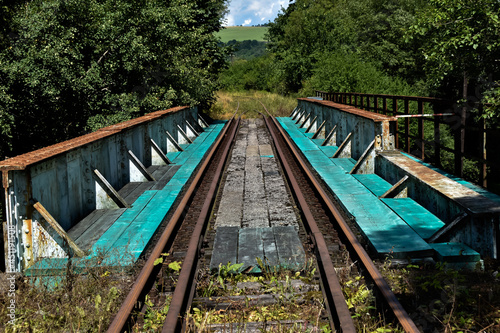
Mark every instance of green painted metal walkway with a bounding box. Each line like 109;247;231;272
277;116;480;265
26;121;227;276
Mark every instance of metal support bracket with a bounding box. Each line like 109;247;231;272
93;169;131;209
312;120;326;139
305;116;318;133
198;113;209;128
321;125;337;146
332;132;353;158
428;212;470;243
184;120;199;139
188;115;204;133
295;110;306;124
150;139;172;166
298;112;311;127
32;201;85;257
177;124;193;144
166;131;184;152
350;139;376;174
128;150;155;182
379;175;409;199
291;107;301;120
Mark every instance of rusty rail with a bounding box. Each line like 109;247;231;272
107;114;239;333
263;114;356;332
264;107;420;332
162;116;240;332
315;90;492;189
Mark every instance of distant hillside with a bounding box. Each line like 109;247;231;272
217;26;269;43
226;39;267;60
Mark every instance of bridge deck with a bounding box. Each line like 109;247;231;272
277;115;483;265
26;121;227;275
209;118;306;273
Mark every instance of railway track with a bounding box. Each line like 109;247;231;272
106;101;419;332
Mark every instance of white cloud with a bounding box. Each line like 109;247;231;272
224;0;289;26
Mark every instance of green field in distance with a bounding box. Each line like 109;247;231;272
217;26;269;43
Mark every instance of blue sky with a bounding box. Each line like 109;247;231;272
224;0;290;26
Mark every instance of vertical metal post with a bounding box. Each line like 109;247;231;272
393;97;399;149
374;96;379;114
405;99;410;153
418;100;425;160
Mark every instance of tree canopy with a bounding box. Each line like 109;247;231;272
0;0;229;158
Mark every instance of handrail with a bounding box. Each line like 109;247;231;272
315;91;491;190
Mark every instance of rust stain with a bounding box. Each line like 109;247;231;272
0;106;190;172
299;98;398;122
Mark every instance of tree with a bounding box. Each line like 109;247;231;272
408;0;500;113
0;0;229;158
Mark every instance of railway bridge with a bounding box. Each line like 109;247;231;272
1;95;499;331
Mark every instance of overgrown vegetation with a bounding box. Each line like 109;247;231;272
0;265;127;332
208;90;297;119
379;259;500;332
0;0;229;159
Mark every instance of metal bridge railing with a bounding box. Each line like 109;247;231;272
315;90;492;190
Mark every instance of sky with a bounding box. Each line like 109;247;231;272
224;0;290;26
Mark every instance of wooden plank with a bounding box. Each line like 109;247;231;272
122;181;155;205
273;226;306;270
210;226;239;271
151;165;181;191
353;174;392;197
150;165;171;179
117;182;142;199
238;228;264;273
430;242;480;263
74;209;126;250
382;198;445;240
146;165;161;174
67;209;108;241
261;228;279;268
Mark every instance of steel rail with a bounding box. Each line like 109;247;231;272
107;112;238;333
265;110;420;333
162;116;240;332
263;115;356;333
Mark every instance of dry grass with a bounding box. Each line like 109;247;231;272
208;90;298;119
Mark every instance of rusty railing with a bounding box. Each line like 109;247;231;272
315;91;491;189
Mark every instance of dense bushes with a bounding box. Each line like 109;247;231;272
0;0;229;159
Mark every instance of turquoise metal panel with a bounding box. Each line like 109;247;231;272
353;174;392;197
277;116;433;259
382;198;445;240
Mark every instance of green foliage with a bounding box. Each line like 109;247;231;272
219;54;282;92
408;0;500;87
226;39;267;60
301;51;419;97
0;0;229;158
220;0;432;97
140;295;170;332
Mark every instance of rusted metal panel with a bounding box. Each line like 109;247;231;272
376;151;500;259
0;106;199;272
298;98;397;162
